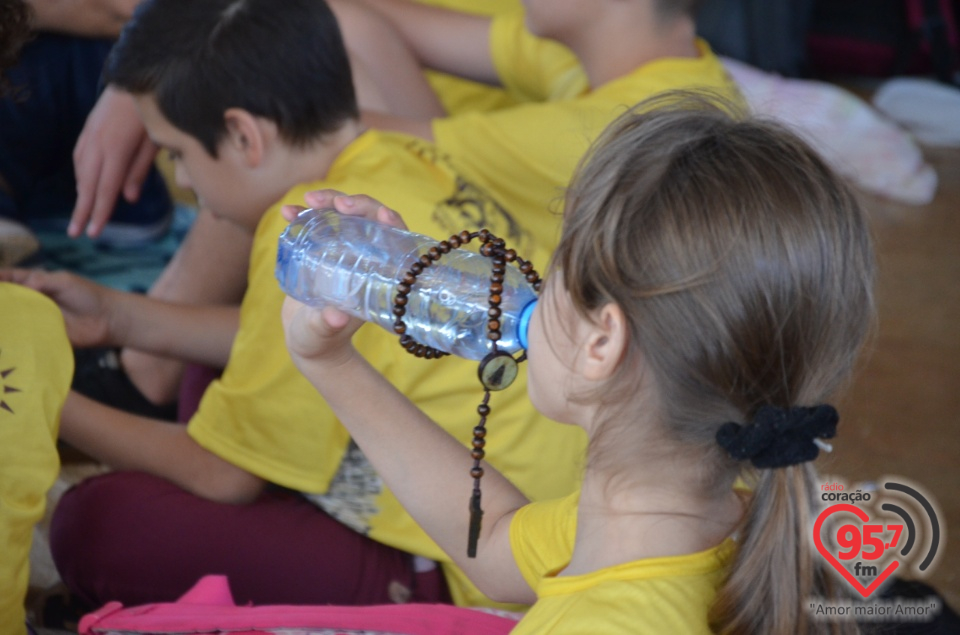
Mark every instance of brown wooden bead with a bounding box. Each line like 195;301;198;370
489;293;502;305
397;282;411;295
472;438;485;449
520;262;533;274
487;330;501;341
480;243;494;257
395;296;408;307
488;307;502;319
471;449;485;460
526;273;539;284
477;404;491;416
478;229;490;241
424;349;436;360
411;262;423;274
534;281;543;292
504;249;517;262
459;231;471;243
419;255;433;267
428;247;441;260
490;274;504;286
471;467;484;479
473;426;486;438
488;320;501;332
490;282;503;295
439;241;451;253
392;306;406;317
393;323;406;335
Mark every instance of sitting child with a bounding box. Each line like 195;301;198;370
0;284;73;634
282;93;876;633
0;5;74;633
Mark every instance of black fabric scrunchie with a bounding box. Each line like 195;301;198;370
715;404;838;469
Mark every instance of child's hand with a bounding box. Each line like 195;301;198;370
281;295;361;370
281;190;409;370
280;188;409;231
0;268;120;348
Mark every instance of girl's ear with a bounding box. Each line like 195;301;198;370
223;108;268;168
582;303;628;382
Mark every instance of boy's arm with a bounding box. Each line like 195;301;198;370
359;110;434;141
0;269;239;368
332;0;498;87
61;392;265;503
109;290;239;368
360;0;496;82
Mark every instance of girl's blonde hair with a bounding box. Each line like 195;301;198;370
554;92;875;635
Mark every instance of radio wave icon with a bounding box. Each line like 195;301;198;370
882;481;940;572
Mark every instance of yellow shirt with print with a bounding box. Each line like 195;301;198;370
0;284;72;634
188;129;587;610
510;491;733;634
433;10;740;247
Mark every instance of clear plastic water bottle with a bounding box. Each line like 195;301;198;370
276;208;538;361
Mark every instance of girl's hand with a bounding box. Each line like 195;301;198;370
279;189;409;229
280;190;408;369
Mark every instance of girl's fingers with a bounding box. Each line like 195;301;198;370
298;190;407;229
320;306;352;330
281;204;308;221
303;189;347;209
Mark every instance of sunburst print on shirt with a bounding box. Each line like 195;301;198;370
0;350;21;415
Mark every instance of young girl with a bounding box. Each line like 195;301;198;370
281;94;876;634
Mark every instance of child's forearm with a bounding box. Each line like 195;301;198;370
359;110;434;141
353;0;498;84
112;293;238;368
296;350;536;604
59;391;265;504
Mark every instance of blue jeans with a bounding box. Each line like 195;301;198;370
0;33;170;229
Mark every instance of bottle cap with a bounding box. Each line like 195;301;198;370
517;299;537;351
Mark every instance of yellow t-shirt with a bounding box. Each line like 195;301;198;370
510;491;733;634
188;129;587;609
433;11;740;241
0;284;72;634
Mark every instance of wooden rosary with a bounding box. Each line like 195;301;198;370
392;228;542;558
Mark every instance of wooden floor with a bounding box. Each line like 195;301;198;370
827;141;960;610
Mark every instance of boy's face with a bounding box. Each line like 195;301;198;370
134;94;267;231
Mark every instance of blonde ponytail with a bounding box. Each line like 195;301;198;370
709;465;858;635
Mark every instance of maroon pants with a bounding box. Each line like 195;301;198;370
54;364;450;609
50;470;451;609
